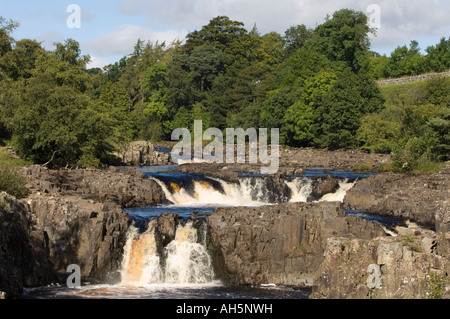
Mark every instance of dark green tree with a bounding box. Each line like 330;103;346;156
313;70;385;149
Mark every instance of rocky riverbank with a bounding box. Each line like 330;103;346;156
1;165;168;298
0;148;449;299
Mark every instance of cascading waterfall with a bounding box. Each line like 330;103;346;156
285;178;313;203
318;179;356;203
150;176;270;206
121;220;162;284
119;171;360;287
121;220;214;285
150;174;354;206
164;222;214;284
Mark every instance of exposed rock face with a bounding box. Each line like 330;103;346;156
0;192;52;298
344;170;450;232
207;202;386;286
114;141;172;166
0;191;132;298
0;165;169;298
308;176;340;202
311;228;450;299
27;194;132;283
156;213;180;246
23;165;167;208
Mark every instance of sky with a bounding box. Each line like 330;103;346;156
1;0;449;69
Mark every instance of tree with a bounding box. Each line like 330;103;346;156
315;9;373;72
188;45;224;92
0;39;44;80
141;63;169;101
284;71;337;146
426;37;450;72
283;24;313;55
184;16;248;56
0;17;19;57
313;70;385;149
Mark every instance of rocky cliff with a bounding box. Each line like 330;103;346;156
311;228;450;299
0;165;168;298
206;202;386;286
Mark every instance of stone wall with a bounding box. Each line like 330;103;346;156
377;71;450;86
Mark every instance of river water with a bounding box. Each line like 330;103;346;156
20;166;398;300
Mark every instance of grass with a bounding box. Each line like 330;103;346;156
411;159;445;174
0;146;30;199
0;146;31;167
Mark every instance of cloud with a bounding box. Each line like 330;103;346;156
86;56;110;69
119;0;147;15
84;24;188;56
36;30;65;50
115;0;449;54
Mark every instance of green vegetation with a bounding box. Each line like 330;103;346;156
0;165;28;198
0;147;30;198
0;11;449;170
427;271;447;299
359;76;449;172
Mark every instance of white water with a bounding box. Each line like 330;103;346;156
318;179;355;203
164;222;214;284
151;175;353;207
285;178;313;203
150;177;269;206
121;221;215;286
121;221;163;284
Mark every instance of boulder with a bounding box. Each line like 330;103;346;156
308;175;340;201
114;141;172;166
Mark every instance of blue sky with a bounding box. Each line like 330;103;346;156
1;0;449;69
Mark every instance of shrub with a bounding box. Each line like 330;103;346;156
427;271;447;299
0;165;28;199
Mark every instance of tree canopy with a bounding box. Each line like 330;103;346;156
0;11;448;169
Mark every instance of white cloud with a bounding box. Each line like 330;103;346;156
86;56;110;69
110;0;450;56
84;24;188;57
116;0;449;54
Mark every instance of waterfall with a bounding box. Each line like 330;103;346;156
121;221;162;284
121;220;214;285
318;179;355;203
150;176;270;206
285;178;313;203
150;173;356;207
164;222;214;284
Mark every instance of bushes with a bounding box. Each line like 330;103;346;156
0;165;28;199
358;76;449;172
